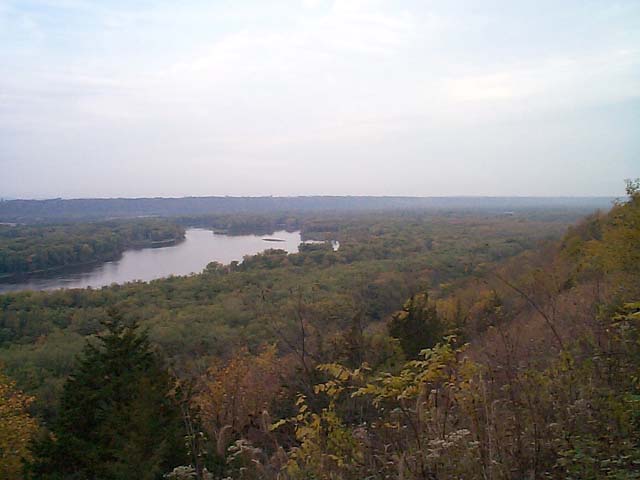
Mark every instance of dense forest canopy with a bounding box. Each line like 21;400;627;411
0;185;638;479
1;210;566;416
0;196;615;223
0;220;185;276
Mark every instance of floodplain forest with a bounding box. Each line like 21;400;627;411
0;183;639;479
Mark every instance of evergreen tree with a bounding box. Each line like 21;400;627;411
389;293;444;359
29;313;187;479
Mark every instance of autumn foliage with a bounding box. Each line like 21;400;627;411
0;368;37;479
1;182;639;479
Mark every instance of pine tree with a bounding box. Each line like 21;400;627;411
29;313;187;479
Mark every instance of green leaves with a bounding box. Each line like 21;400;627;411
389;293;445;359
28;315;187;479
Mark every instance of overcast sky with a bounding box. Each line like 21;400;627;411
1;0;638;198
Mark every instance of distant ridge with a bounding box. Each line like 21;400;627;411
0;196;616;223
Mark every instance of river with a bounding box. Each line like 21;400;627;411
0;229;303;293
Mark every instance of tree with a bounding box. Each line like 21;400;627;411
28;314;187;479
389;293;444;359
625;177;640;198
0;368;37;479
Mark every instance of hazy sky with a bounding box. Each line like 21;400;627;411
1;0;638;198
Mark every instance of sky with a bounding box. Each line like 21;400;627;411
0;0;638;198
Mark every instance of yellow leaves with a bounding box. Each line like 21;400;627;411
314;381;344;399
0;369;38;479
286;404;363;477
315;363;373;401
613;302;640;322
277;340;484;478
574;195;640;275
269;419;288;431
194;344;290;436
317;363;350;382
275;367;368;478
352;340;475;413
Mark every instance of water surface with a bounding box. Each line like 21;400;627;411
0;229;301;293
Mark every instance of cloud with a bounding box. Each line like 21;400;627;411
0;0;638;197
445;49;640;109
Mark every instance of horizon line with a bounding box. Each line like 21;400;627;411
1;194;622;202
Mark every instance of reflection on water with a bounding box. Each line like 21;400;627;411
0;229;302;293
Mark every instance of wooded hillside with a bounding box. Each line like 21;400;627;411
1;185;637;479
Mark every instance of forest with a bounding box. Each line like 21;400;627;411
0;184;638;479
0;196;613;223
0;220;185;276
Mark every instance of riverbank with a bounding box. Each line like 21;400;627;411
0;229;301;293
0;235;185;281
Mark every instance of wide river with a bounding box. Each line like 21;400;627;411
0;229;303;294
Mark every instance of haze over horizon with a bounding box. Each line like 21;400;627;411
1;0;639;198
0;194;621;201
